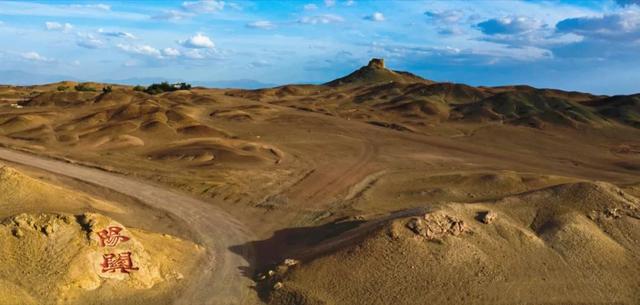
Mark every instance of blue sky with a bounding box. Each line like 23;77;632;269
0;0;638;94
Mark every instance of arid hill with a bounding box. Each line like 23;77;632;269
264;181;640;305
325;58;433;87
1;59;640;305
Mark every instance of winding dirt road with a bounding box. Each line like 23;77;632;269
0;147;256;305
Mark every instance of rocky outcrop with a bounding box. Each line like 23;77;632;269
406;212;469;241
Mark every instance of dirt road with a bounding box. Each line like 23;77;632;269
0;147;257;305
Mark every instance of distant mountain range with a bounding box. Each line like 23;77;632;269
0;70;277;89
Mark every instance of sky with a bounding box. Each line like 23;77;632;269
0;0;639;94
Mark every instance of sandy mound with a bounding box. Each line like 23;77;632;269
89;134;145;150
266;182;640;305
24;91;100;107
0;212;203;305
177;124;229;137
0;115;49;134
147;138;281;167
0;166;126;218
210;105;276;121
352;171;575;213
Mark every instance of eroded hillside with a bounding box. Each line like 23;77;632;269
1;59;640;305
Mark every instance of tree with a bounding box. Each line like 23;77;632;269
74;83;97;92
142;82;192;95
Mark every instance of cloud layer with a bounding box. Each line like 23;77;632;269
1;0;639;94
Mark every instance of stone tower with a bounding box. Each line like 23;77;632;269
368;58;385;69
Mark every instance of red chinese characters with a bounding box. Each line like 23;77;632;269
101;252;139;273
97;226;139;274
97;226;130;247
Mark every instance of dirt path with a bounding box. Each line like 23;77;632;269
285;135;378;206
0;147;257;305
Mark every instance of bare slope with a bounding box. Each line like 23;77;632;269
266;181;640;305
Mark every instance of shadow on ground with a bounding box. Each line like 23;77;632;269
229;217;367;301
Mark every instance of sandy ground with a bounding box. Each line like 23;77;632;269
0;65;639;304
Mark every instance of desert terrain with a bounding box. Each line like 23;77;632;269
1;59;639;305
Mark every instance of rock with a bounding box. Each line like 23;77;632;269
406;212;469;241
11;228;24;238
604;207;621;219
407;218;427;236
267;270;276;277
283;258;299;267
14;214;35;229
481;211;498;224
42;224;54;236
276;265;289;274
273;282;284;290
368;58;385;69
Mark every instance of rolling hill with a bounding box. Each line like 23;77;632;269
1;58;640;305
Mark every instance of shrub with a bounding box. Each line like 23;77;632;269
177;82;192;90
74;83;97;92
133;85;146;92
142;82;192;95
57;85;69;92
102;86;113;94
144;82;174;95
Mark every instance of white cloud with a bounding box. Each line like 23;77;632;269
299;14;344;24
346;0;355;6
182;0;224;13
556;11;640;41
180;48;222;60
0;2;145;21
98;29;136;39
178;33;215;49
45;21;73;32
183;49;207;59
162;47;181;57
425;10;465;24
117;44;162;58
304;3;318;11
77;34;105;49
21;51;53;62
246;20;275;29
70;3;111;11
152;10;195;21
250;60;271;68
477;16;545;35
378;43;552;64
324;0;336;7
365;12;384;22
